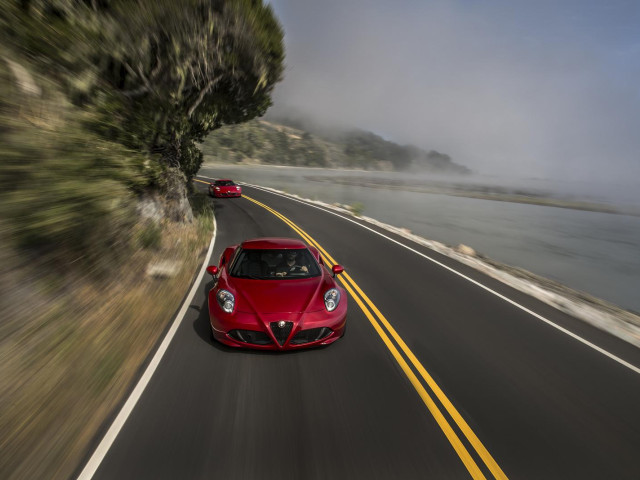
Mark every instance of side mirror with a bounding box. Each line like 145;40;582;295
206;266;219;278
331;265;344;277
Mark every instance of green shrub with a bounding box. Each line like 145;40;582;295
137;222;162;250
189;191;214;238
350;202;365;216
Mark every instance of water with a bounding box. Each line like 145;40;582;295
200;164;640;313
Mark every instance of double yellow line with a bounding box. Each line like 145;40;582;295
243;194;508;480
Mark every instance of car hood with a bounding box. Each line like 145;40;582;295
230;276;328;314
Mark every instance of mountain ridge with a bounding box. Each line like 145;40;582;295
201;118;471;174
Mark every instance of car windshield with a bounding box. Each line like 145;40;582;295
214;180;235;186
229;248;321;279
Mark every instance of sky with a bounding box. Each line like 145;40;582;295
265;0;640;184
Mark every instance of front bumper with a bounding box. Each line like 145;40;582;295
210;308;347;350
212;191;242;198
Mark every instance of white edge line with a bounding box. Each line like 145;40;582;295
228;180;640;376
77;215;218;480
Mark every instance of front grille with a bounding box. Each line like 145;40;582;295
290;327;333;345
228;330;272;345
270;321;293;346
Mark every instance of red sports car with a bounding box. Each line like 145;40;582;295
206;238;347;350
209;179;242;198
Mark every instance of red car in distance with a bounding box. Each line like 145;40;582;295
209;179;242;198
206;238;347;350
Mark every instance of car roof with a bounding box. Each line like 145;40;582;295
241;237;307;250
213;179;233;183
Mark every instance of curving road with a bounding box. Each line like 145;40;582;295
79;178;640;480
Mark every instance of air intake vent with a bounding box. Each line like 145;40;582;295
228;330;272;345
290;327;332;345
270;321;293;346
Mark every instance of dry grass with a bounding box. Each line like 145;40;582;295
0;200;214;480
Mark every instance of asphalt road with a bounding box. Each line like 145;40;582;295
84;179;640;480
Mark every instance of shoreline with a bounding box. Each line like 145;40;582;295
203;162;640;217
236;181;640;350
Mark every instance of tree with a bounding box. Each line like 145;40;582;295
2;0;284;182
0;0;284;257
99;0;285;180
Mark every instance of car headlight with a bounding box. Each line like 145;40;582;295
236;186;241;190
217;289;235;313
324;288;340;312
215;187;220;191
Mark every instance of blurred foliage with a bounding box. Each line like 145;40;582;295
136;221;162;250
0;0;284;261
0;56;144;266
0;191;216;480
202;118;471;173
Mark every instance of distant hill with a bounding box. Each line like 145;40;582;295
200;118;471;174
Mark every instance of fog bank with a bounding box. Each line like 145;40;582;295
267;0;640;189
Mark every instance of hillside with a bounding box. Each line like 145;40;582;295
201;119;471;174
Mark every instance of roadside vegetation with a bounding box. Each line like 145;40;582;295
0;190;213;480
0;1;283;478
349;202;365;217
